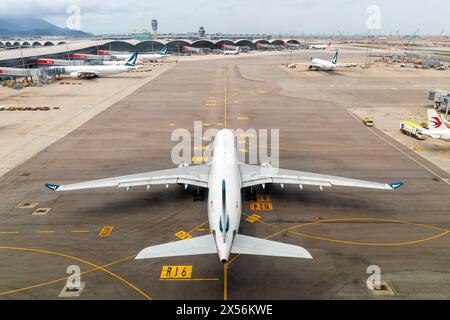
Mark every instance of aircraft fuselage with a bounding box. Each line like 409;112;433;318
207;129;242;263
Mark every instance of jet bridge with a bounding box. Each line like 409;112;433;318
428;90;450;114
0;66;63;84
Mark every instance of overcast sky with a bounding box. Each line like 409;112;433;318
1;0;449;35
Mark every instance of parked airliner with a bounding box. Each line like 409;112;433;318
45;129;403;263
50;52;138;79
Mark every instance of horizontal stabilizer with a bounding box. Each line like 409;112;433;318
231;234;313;259
135;234;217;260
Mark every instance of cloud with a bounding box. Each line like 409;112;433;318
0;0;448;35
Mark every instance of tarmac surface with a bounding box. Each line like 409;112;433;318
1;51;450;300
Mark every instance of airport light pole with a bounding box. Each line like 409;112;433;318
19;44;25;68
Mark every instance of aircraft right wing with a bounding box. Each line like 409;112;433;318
45;164;211;192
239;164;403;191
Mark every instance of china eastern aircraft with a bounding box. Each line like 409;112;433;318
45;129;403;263
421;109;450;141
50;52;138;79
288;50;361;71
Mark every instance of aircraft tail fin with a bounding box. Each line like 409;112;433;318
159;46;168;55
428;109;448;131
125;52;138;67
231;234;313;259
135;234;217;260
331;50;339;65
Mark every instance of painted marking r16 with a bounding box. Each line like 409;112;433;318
160;266;193;279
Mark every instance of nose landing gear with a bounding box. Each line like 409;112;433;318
193;187;205;202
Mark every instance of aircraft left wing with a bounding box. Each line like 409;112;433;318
45;164;211;192
287;63;309;69
239;164;403;191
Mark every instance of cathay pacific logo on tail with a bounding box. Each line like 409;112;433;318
125;52;138;67
160;47;168;55
332;51;339;65
431;116;443;128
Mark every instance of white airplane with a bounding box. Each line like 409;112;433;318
51;52;138;79
288;50;361;71
309;43;331;50
223;47;240;55
45;129;403;263
421;109;450;141
110;47;169;62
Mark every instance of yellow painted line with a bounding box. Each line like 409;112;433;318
0;231;20;235
99;226;114;237
160;278;219;281
0;248;151;300
224;65;228;128
195;228;211;232
188;220;209;234
35;231;55;234
71;230;90;234
223;263;228;300
288;229;450;246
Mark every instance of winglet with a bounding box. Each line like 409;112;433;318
387;181;404;190
45;183;60;191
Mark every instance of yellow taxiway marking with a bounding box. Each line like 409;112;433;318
160;278;219;281
35;231;55;234
224;65;228;128
0;231;20;235
160;265;193;279
175;230;193;240
194;146;209;151
192;157;208;163
223;264;228;300
257;195;271;202
254;217;450;247
246;214;262;223
99;226;114;237
0;248;151;300
249;202;273;211
188;220;209;234
71;230;90;234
